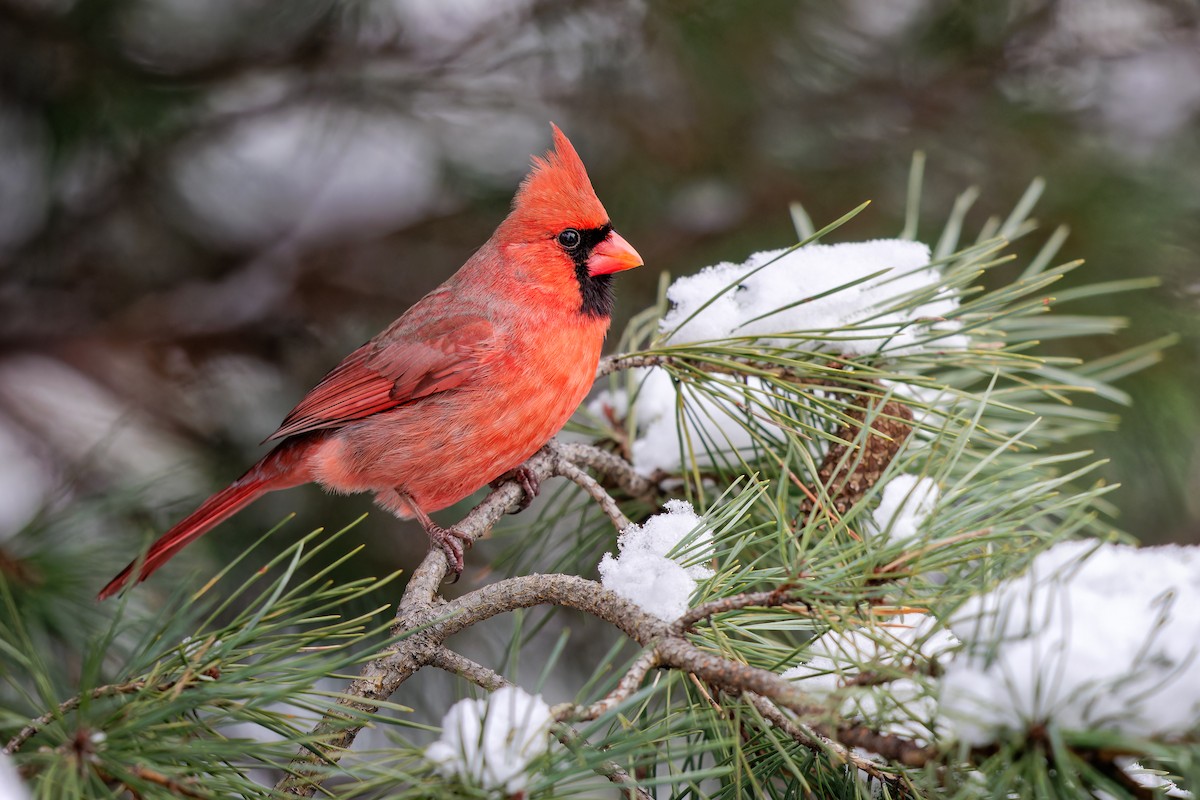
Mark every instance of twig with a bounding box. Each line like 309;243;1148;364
109;765;209;800
552;455;633;531
654;636;830;719
596;354;667;379
549;725;654;800
4;676;208;756
572;648;662;721
554;441;658;501
675;587;810;631
820;723;937;768
743;691;919;797
427;647;509;692
688;673;724;714
435;574;667;645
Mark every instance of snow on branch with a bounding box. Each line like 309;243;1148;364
941;540;1200;745
659;239;964;353
598;499;714;620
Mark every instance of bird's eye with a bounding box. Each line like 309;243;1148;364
557;229;582;250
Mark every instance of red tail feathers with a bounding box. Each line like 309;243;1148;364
99;439;316;600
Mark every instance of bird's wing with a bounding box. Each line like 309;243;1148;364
266;313;494;441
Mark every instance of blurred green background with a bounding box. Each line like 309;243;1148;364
1;0;1197;594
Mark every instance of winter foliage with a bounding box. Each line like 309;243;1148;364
783;612;959;743
3;171;1191;799
593;237;968;477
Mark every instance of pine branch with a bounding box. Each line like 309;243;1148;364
277;441;851;796
6;180;1174;800
569;647;661;721
3;673;215;757
675;586;812;630
742;691;922;797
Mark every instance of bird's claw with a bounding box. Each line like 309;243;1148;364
489;466;541;513
427;524;473;582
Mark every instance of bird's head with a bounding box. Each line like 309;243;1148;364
499;124;642;317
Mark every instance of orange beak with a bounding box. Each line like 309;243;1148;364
587;230;643;276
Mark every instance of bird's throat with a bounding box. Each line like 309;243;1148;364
575;268;614;318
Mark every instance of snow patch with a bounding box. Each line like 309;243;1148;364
783;613;959;744
590;368;789;477
425;685;554;797
0;752;31;800
598;500;715;621
870;474;940;544
941;540;1200;745
660;240;965;355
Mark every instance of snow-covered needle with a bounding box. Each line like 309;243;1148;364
783;613;958;745
590;239;968;476
660;239;964;353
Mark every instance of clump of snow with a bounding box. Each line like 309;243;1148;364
590;368;791;477
0;752;31;800
783;613;959;743
659;240;965;355
425;685;554;797
870;474;940;544
940;540;1200;746
598;500;715;621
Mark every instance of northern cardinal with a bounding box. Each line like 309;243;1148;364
100;125;642;599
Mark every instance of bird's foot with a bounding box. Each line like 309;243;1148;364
396;488;474;581
489;466;541;513
426;523;473;580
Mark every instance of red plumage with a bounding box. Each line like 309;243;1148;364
100;125;641;599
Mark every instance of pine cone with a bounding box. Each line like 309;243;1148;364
800;363;914;516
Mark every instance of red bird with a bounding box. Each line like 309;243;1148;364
100;125;641;599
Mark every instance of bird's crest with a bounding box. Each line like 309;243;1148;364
508;124;609;233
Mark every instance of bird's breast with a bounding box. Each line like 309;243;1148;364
312;312;609;513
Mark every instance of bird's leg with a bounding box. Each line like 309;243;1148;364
488;465;541;512
395;490;472;577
